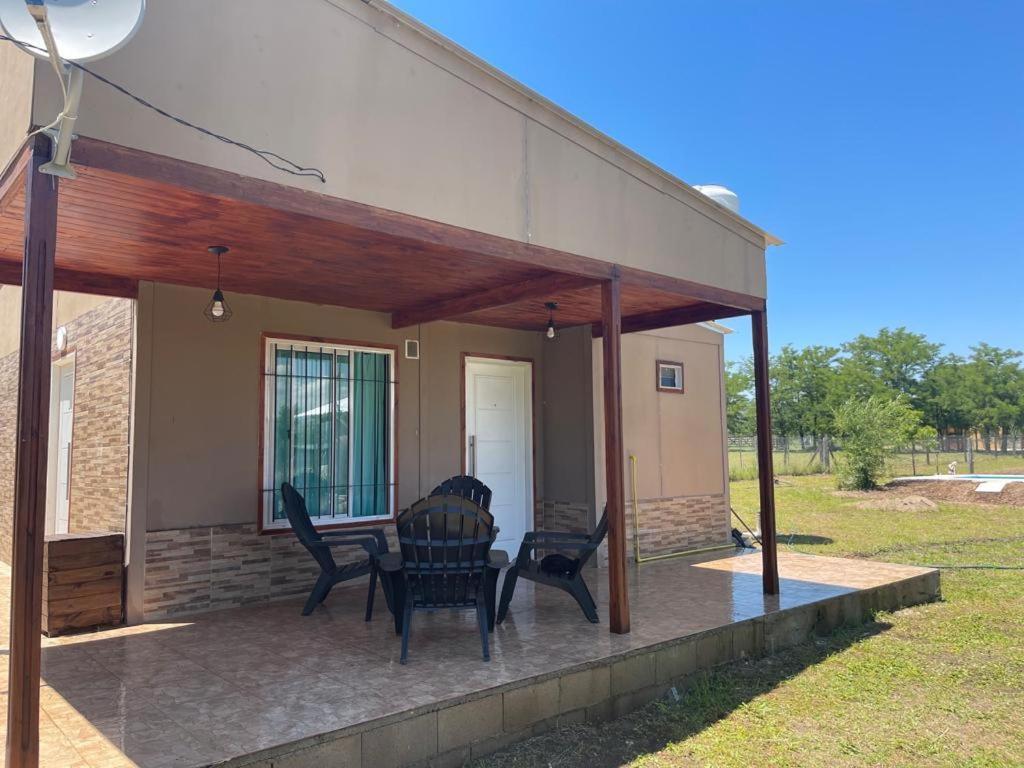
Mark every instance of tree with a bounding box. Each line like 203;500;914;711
965;344;1023;451
919;354;976;436
724;360;754;435
769;344;840;454
769;345;804;441
832;395;921;490
837;327;940;405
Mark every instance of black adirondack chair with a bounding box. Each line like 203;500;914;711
387;494;495;664
431;474;500;551
281;483;390;619
431;475;493;512
497;510;608;624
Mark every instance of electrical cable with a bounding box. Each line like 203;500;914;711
1;33;326;183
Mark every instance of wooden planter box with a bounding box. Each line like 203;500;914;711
42;533;124;636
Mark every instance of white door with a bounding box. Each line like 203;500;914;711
465;358;533;554
54;363;75;535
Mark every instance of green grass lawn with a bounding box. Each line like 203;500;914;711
474;476;1024;768
729;449;1024;481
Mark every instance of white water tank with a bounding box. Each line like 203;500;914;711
693;184;740;214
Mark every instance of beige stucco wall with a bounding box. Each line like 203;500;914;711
592;324;729;509
134;282;547;532
0;42;33;172
0;285;115;357
29;0;768;297
541;325;596;515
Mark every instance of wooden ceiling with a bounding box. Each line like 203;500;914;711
0;138;760;333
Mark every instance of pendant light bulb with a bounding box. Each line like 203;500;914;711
210;290;226;319
204;246;233;323
544;302;558;341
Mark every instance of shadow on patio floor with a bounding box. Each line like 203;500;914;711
469;619;892;768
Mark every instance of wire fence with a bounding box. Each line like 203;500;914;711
728;434;1024;481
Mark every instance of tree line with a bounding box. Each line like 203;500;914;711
727;327;1024;452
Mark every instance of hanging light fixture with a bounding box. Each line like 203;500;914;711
204;246;233;323
545;301;558;340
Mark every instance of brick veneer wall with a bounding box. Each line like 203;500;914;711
536;494;729;561
534;499;590;533
144;495;728;619
147;501;596;619
62;298;133;534
144;523;400;619
0;298;132;565
0;350;18;563
147;503;594;620
627;494;730;557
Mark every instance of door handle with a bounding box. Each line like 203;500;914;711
468;435;477;476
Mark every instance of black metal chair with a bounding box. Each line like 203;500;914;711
384;494;495;664
431;475;493;512
497;510;608;624
281;482;390;619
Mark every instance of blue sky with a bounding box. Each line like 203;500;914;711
390;0;1023;363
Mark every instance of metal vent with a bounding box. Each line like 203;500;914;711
405;339;420;360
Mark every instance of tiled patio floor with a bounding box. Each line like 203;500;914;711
0;551;937;767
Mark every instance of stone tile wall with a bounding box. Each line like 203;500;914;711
61;298;133;534
534;499;590;533
0;298;132;565
144;523;399;619
628;494;730;558
150;501;597;620
144;494;728;619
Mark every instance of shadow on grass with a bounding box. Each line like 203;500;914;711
470;619;893;768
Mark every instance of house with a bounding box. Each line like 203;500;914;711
2;0;782;626
0;290;737;618
0;3;941;768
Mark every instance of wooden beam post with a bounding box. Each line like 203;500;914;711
751;309;780;595
6;135;59;768
601;275;630;633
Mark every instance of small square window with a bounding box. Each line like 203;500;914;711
656;361;684;393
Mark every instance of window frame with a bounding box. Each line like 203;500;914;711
258;332;398;534
655;360;685;394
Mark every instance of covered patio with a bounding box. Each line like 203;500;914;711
1;550;938;768
0;133;794;767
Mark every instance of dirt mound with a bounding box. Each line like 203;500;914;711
854;494;938;512
833;489;938;512
886;479;1024;507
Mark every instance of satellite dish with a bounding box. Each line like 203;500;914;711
0;0;146;63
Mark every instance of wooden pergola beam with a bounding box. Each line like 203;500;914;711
602;275;630;634
751;309;780;595
391;273;598;329
70;137;616;283
592;301;754;337
0;260;138;298
6;134;58;768
64;138;767;311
